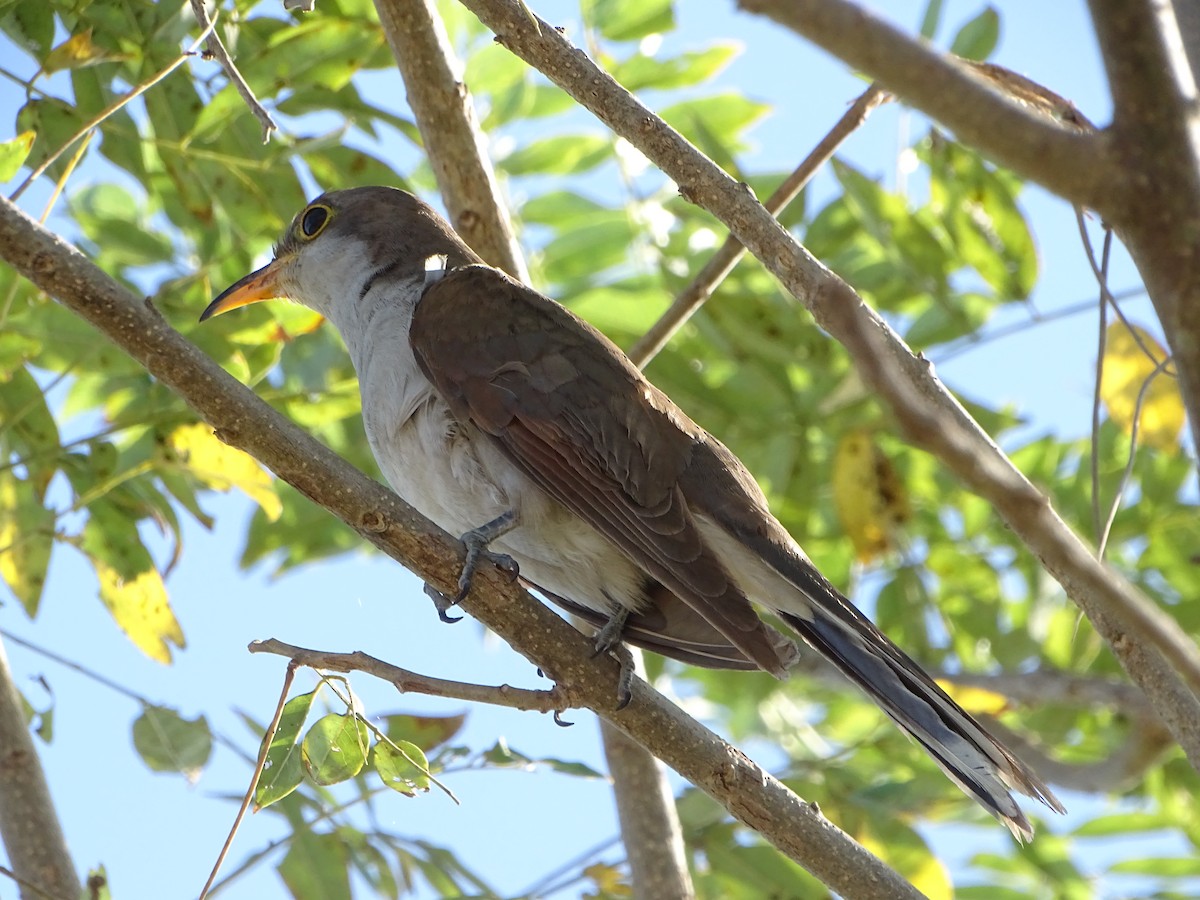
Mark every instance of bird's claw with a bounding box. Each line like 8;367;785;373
423;583;463;623
453;512;519;602
553;710;574;727
590;608;635;709
454;548;518;603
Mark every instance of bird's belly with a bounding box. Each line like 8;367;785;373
367;399;644;618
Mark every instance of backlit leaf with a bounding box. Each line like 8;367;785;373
301;713;370;785
166;423;282;521
1100;323;1184;452
132;706;212;777
0;131;35;181
94;558;184;664
832;431;911;562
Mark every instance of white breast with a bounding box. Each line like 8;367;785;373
342;282;648;620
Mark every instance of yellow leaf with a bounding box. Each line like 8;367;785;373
95;560;184;664
935;679;1010;716
0;470;54;616
167;423;282;521
581;862;631;897
858;823;952;900
0;132;36;182
1100;323;1184;452
832;430;911;563
43;29;131;73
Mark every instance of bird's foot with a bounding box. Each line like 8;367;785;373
423;583;463;623
592;607;635;709
454;511;519;603
592;605;630;656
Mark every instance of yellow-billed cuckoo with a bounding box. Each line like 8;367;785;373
202;186;1064;838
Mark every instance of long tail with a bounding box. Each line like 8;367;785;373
777;605;1065;840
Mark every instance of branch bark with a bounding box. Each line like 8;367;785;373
373;3;683;891
0;196;919;899
454;0;1200;769
1085;0;1200;453
0;635;80;900
735;0;1121;214
373;0;529;281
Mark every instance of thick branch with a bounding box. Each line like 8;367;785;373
1086;0;1200;453
0;636;80;900
736;0;1120;215
453;0;1200;767
373;0;528;281
0;198;919;900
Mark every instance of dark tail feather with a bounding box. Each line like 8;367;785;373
778;608;1065;840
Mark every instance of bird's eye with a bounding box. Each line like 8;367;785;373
299;205;331;239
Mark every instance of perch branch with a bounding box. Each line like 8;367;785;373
0;195;919;900
454;0;1200;768
373;0;528;280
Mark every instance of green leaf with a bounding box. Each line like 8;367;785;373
303;145;406;192
1109;857;1200;877
373;739;430;796
0;469;54;616
279;830;352;900
583;0;674;41
481;739;605;778
132;706;212;775
919;0;946;39
0;131;35;181
501;134;610;176
612;44;739;92
0;365;61;496
301;713;370;785
382;712;466;752
950;7;1000;61
257;691;317;809
660;92;771;155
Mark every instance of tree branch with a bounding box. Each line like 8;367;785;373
735;0;1121;214
0;198;920;900
371;3;681;891
249;638;570;713
1085;0;1200;454
453;0;1200;768
187;0;276;143
373;0;529;281
628;83;889;368
0;635;80;900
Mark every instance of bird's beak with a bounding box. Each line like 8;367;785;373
200;258;287;322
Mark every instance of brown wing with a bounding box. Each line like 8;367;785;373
410;264;791;676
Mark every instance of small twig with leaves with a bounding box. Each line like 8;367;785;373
9;15;219;202
628;83;891;368
188;0;277;143
199;660;298;900
249;638;576;714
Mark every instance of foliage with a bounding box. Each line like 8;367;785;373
1;0;1197;897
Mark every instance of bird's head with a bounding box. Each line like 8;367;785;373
200;186;478;325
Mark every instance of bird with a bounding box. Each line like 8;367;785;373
201;185;1064;839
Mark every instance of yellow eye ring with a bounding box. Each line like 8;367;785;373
298;204;332;240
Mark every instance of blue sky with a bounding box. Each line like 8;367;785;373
0;1;1176;898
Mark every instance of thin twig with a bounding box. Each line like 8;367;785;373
199;660;297;900
249;638;573;714
9;16;218;202
628;83;890;368
188;0;276;143
1098;354;1175;558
